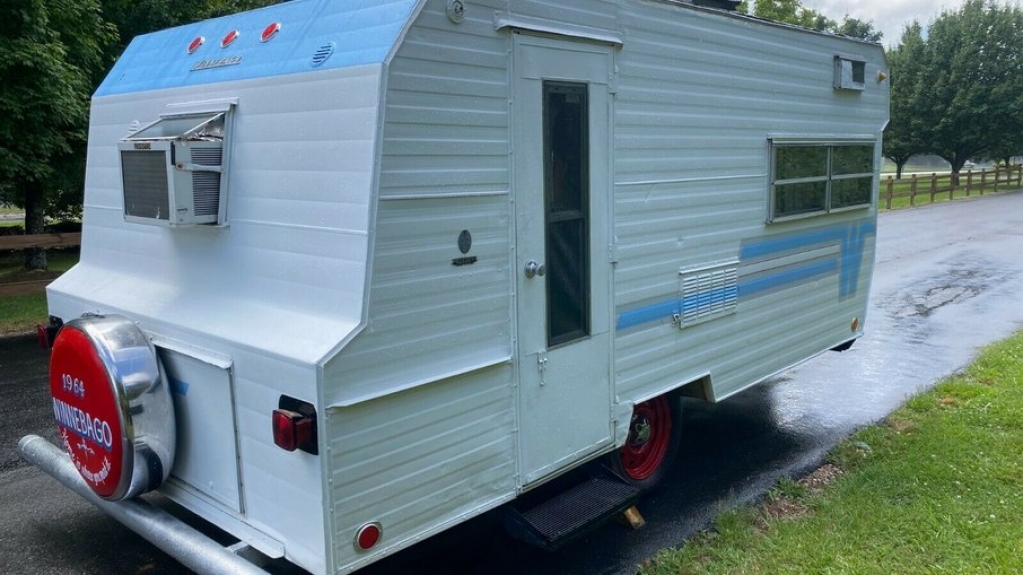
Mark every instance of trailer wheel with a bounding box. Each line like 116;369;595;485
608;394;681;492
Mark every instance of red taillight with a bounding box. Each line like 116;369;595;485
355;523;382;551
36;324;49;349
272;408;315;452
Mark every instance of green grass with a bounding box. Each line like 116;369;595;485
641;331;1023;575
0;250;78;335
0;292;50;336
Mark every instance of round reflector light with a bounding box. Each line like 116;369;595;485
261;22;281;43
355;523;382;551
49;315;175;501
187;36;205;54
221;30;240;48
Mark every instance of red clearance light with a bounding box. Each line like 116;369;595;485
355;523;382;551
221;30;240;48
261;22;281;43
187;36;205;54
272;408;316;452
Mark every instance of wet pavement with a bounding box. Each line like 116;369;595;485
2;191;1023;575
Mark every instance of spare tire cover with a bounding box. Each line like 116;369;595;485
49;315;175;500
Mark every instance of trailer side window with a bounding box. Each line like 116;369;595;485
770;142;874;222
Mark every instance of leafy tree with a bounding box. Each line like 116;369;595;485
884;22;927;178
750;0;835;32
738;2;883;42
835;16;883;43
0;0;115;268
917;0;1023;182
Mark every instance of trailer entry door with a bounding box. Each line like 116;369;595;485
513;35;614;485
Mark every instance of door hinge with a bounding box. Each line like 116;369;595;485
537;350;548;386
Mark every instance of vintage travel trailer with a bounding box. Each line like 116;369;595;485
19;0;889;573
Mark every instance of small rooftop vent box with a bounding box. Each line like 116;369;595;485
118;108;231;227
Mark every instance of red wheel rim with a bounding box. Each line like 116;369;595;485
620;396;672;480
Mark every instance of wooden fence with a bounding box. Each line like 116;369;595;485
0;232;81;297
881;165;1023;210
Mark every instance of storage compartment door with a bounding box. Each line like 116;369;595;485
158;347;242;512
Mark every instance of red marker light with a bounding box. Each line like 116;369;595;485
187;36;205;54
355;523;382;551
261;22;281;43
221;30;240;48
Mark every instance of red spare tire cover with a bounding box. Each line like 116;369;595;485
50;315;175;501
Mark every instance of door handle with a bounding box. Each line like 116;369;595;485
524;260;546;279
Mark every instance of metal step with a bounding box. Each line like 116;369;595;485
504;475;640;549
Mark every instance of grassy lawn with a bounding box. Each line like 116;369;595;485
0;250;78;335
641;331;1023;575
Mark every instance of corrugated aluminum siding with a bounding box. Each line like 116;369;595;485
612;2;887;402
324;1;517;571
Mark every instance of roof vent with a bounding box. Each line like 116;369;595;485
312;42;335;67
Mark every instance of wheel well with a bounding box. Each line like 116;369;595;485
674;374;713;402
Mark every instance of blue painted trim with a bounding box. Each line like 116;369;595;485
738;259;838;298
615;219;875;331
96;0;419;97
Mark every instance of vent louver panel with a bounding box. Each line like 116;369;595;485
678;263;738;328
121;150;170;220
190;147;222;217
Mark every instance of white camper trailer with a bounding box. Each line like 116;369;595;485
20;0;889;573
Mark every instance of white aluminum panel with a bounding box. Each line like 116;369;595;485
49;65;384;366
609;1;886;404
327;365;516;574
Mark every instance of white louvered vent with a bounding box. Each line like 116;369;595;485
678;262;739;328
191;147;222;217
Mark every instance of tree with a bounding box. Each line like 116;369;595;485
738;2;883;42
835;16;883;42
0;0;115;269
749;0;835;32
915;0;1023;182
884;23;927;178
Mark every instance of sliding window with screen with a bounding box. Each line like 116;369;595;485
769;141;875;222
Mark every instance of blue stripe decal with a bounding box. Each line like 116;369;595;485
738;259;838;298
616;219;875;331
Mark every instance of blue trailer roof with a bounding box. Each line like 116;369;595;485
96;0;420;97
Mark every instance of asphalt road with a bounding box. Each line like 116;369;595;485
3;191;1023;575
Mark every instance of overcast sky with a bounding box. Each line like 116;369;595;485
801;0;1023;47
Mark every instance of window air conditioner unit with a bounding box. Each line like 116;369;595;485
119;110;230;227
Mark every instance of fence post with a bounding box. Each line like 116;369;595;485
929;173;937;203
1017;164;1022;187
965;170;973;197
885;176;894;210
994;166;1000;194
910;174;918;206
980;169;987;195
